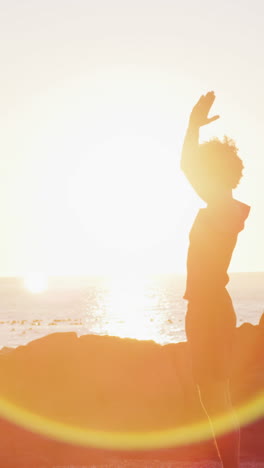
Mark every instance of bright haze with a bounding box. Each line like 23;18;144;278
0;0;263;276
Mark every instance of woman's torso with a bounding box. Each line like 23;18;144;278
184;199;250;302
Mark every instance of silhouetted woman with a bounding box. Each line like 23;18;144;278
181;91;250;468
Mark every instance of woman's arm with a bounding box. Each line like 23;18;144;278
181;91;219;189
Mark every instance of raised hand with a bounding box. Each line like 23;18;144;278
189;91;220;128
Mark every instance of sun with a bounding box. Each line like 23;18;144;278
23;273;48;294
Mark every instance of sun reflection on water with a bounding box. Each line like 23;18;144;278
101;275;161;342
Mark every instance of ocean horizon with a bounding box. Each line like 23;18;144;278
0;272;263;350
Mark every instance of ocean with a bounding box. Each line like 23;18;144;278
0;272;263;350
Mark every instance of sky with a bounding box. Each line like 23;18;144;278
0;0;263;276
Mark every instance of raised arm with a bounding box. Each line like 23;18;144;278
181;91;219;190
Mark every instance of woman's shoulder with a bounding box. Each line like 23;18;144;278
233;199;251;220
204;199;251;233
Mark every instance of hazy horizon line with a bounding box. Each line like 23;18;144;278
0;271;263;279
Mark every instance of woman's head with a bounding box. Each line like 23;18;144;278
196;137;244;203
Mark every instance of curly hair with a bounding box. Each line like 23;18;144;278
198;136;244;189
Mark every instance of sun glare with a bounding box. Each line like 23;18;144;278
22;70;196;276
23;274;48;294
102;274;160;341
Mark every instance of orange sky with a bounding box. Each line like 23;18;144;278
0;1;263;276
